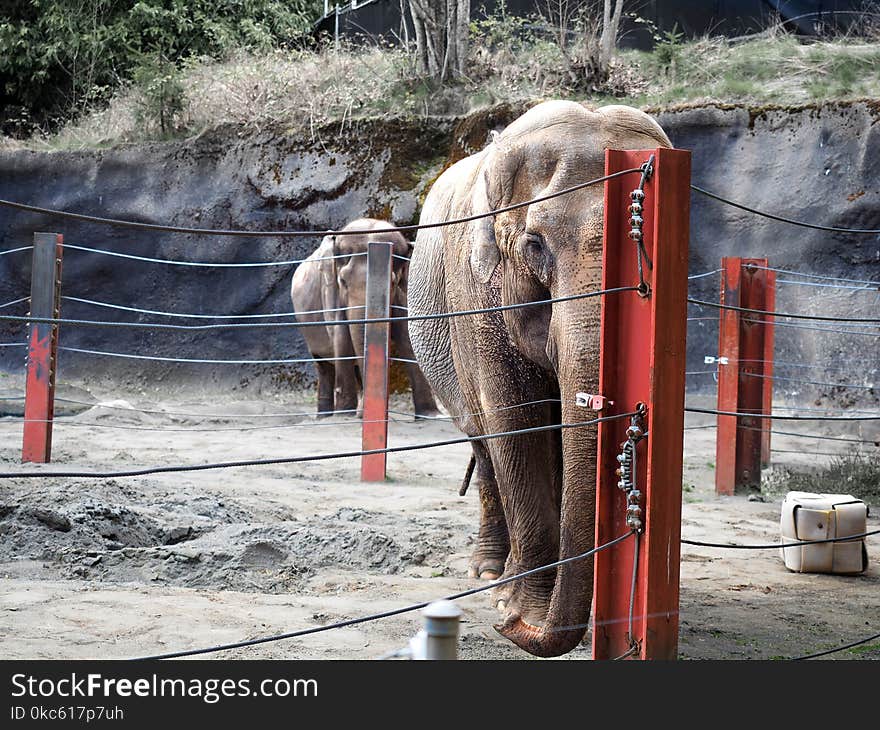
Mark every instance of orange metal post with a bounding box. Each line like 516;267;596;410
715;258;773;494
360;241;393;481
715;258;742;495
593;147;691;661
761;269;776;467
22;232;63;463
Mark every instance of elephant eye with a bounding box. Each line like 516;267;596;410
524;232;545;254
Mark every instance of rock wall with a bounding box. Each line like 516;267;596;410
0;119;452;396
656;102;880;407
1;102;878;404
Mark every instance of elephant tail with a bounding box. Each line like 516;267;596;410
458;453;476;496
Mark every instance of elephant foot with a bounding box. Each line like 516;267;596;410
468;563;503;581
334;400;358;416
468;547;507;581
489;559;555;630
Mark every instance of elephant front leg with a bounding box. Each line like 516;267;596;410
467;442;509;580
332;324;359;414
391;319;440;418
315;361;335;416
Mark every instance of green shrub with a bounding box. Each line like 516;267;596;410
0;0;320;135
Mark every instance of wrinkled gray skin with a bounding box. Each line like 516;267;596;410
291;218;439;418
408;102;671;657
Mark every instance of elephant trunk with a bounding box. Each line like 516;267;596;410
497;302;600;657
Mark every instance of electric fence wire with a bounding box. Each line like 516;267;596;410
61;296;411;319
62;244;366;268
691;185;880;234
740;371;875;391
0;411;637;479
0;297;29;310
0;246;34;256
130;531;635;660
0;167;644;239
62;296;365;320
754;264;880;288
687;297;880;323
0;286;638;332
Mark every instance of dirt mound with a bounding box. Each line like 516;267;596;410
0;481;455;594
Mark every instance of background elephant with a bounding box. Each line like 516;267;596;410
291;218;439;418
408;101;671;657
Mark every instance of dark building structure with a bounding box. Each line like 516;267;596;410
314;1;877;49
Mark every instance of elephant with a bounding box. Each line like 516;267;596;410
407;101;671;657
291;218;440;418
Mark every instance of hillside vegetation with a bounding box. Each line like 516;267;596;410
4;13;880;150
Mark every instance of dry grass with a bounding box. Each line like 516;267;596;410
762;451;880;507
17;26;880;150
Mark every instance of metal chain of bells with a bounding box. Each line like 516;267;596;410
627;158;655;296
616;404;648;532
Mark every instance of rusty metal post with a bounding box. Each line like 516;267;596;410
761;269;776;467
22;232;63;463
715;258;773;495
360;241;393;482
593;147;691;661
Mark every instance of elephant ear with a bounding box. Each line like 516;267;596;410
468;167;501;284
319;235;339;316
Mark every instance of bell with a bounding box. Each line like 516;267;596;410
628;202;642;215
630;189;645;202
630;215;643;228
628;229;642;241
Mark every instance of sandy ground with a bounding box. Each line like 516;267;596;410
0;380;878;661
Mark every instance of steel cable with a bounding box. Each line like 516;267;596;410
0;246;34;256
752;264;880;288
63;244;364;268
61;296;363;320
130;531;635;660
685;406;880;421
741;371;875;391
775;278;880;292
691;185;880;234
742;318;880;336
0;297;29;310
681;529;880;550
0;286;637;331
688;297;880;323
57;346;362;366
0;411;635;479
738;425;878;445
0;167;643;238
792;630;880;661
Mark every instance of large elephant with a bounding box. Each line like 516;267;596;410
408;102;671;657
291;218;439;418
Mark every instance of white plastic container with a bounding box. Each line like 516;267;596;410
780;491;868;574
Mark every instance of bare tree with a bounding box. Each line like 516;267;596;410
599;0;625;70
536;0;625;87
408;0;470;81
537;0;580;51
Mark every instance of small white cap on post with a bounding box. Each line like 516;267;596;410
421;600;462;660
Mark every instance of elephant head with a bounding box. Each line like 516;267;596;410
467;102;671;656
332;219;411;361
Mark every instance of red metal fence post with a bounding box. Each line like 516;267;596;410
761;269;776;467
22;232;63;463
715;257;772;494
360;241;393;482
593;147;690;661
715;257;742;495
